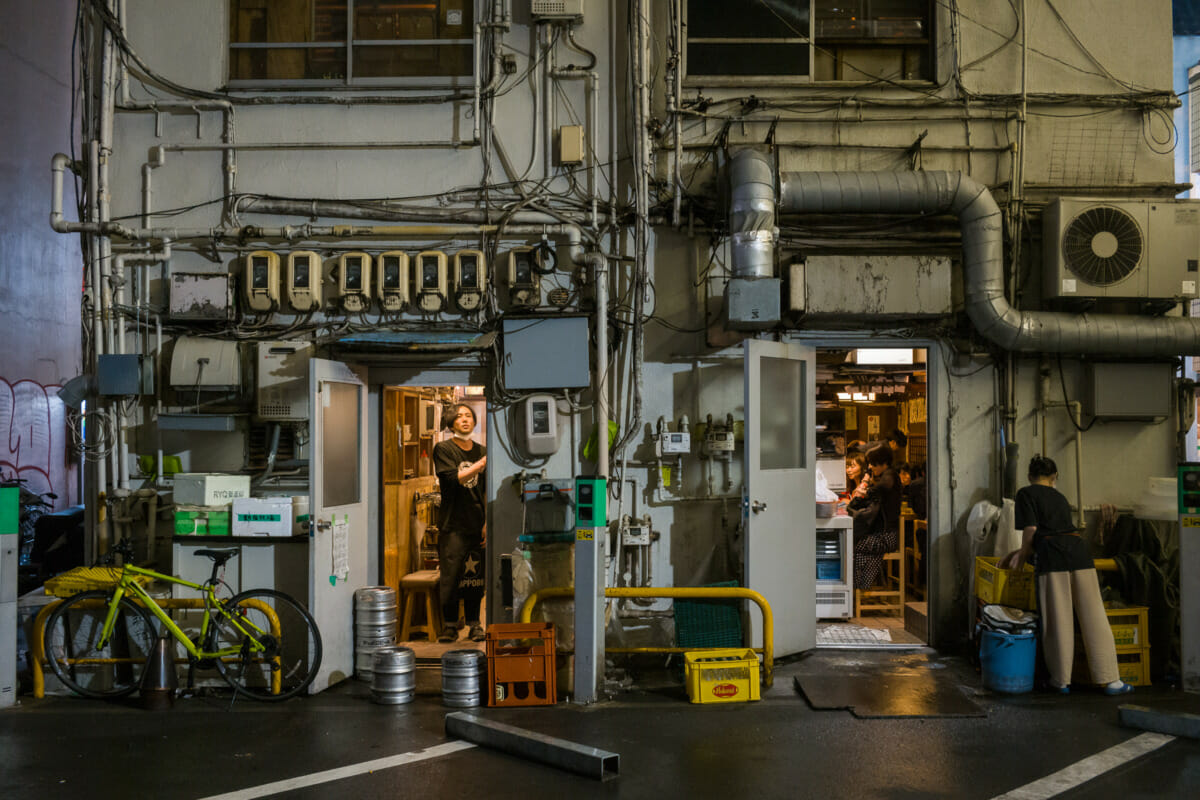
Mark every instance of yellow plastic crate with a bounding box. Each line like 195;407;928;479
684;648;761;704
1104;605;1148;647
975;557;1037;610
43;566;147;597
1116;647;1151;687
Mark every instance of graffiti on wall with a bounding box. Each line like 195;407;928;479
0;377;75;509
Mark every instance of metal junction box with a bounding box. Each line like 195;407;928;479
170;272;233;320
1084;362;1173;420
501;316;590;390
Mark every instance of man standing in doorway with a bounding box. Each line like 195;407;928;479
434;403;487;643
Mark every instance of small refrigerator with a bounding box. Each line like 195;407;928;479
815;520;852;619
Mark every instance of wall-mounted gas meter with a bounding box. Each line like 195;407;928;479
377;251;410;312
286;251;322;312
337;252;372;313
244;251;280;312
453;250;487;313
416;250;448;313
507;247;541;308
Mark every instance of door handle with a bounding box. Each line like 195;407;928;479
751;500;767;514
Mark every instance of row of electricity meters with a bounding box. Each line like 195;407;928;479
243;248;548;314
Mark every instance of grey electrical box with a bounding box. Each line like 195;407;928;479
1085;362;1173;420
501;316;590;390
97;354;153;396
725;277;781;330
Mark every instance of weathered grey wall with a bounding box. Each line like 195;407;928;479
82;0;1183;649
1;0;81;504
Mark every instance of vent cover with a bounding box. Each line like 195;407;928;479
1061;205;1143;286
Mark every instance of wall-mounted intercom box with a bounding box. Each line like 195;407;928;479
506;247;541;308
244;251;280;312
377;251;410;312
416;251;448;313
338;252;372;312
453;250;486;312
286;251;322;312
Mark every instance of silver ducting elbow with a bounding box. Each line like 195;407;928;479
725;149;782;330
728;149;777;280
775;169;1200;357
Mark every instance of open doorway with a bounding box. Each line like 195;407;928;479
382;384;488;654
814;347;929;648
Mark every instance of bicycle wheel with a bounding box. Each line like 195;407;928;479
43;590;158;699
211;589;322;701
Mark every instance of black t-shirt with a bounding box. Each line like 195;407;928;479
433;439;486;537
1013;483;1092;574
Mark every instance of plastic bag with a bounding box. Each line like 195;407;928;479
815;470;838;503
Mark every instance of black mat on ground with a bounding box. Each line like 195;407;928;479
794;672;985;718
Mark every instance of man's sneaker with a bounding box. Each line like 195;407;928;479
469;622;486;642
438;625;458;643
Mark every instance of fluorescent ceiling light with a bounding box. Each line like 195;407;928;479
836;392;852;401
856;348;914;365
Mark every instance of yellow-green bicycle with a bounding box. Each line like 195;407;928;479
43;542;321;701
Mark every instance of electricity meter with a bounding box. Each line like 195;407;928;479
376;251;410;312
337;252;372;313
507;247;541;308
244;250;280;312
286;251;322;312
524;393;558;456
415;250;448;313
453;250;487;313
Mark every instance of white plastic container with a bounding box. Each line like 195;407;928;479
232;497;294;537
173;473;251;506
292;495;310;535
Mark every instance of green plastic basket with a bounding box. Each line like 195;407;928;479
674;581;743;649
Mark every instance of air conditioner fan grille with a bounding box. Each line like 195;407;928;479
1061;206;1143;286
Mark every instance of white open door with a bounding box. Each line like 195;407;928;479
309;358;368;691
744;338;816;656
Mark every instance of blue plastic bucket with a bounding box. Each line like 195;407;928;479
979;630;1036;693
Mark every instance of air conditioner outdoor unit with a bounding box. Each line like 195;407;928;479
1043;198;1200;303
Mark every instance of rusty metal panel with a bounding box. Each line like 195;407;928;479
790;256;956;317
170;272;232;320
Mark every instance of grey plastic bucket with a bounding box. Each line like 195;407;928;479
441;649;486;708
370;646;417;705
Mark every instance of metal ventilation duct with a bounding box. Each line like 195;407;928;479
725;148;1200;356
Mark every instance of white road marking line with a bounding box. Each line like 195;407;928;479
991;732;1176;799
196;740;477;800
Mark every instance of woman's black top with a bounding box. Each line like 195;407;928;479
1013;483;1093;574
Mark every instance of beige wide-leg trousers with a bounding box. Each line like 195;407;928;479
1038;568;1119;686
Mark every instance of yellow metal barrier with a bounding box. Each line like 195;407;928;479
520;586;775;688
33;597;282;698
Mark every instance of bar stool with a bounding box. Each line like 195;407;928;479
399;569;442;641
855;520;906;617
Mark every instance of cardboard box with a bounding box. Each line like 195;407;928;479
173;473;251;506
232;497;293;537
174;506;231;537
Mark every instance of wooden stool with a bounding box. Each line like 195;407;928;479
855;521;906;617
400;569;442;641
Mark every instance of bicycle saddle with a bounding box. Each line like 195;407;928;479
194;548;239;566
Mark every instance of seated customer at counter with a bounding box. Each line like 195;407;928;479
847;445;903;590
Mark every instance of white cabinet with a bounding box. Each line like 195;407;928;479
816;515;852;619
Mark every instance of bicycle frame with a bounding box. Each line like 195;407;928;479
93;563;283;691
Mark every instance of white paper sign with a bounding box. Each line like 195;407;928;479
332;516;350;581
